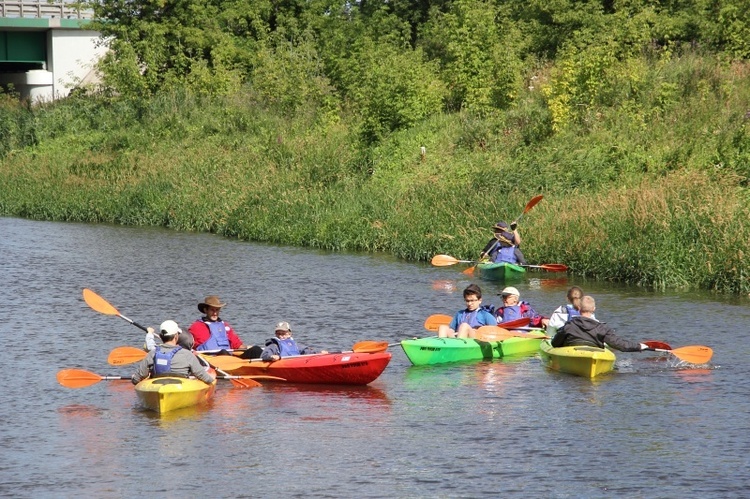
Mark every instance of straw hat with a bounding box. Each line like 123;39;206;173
198;295;226;313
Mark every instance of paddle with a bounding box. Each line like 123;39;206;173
83;288;149;332
351;341;403;353
499;317;531;329
513;194;544;225
432;255;567;273
199;354;251;371
431;254;474;267
108;346;149;366
57;369;131;388
649;345;713;364
192;353;269;388
424;314;453;331
521;264;569;272
56;368;281;389
476;325;548;342
643;340;672;350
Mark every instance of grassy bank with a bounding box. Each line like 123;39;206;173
1;54;749;294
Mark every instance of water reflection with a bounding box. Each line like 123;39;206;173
430;279;459;293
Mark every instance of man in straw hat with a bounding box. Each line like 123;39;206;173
132;320;215;385
189;295;246;352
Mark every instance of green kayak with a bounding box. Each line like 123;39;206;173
539;339;616;378
401;332;545;366
476;262;526;281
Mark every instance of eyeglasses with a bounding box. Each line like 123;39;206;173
465;298;480;303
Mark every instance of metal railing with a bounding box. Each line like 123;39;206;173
0;0;94;19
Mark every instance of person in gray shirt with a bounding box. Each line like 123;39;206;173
132;320;215;385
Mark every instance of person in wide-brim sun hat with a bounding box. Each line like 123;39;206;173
189;295;245;352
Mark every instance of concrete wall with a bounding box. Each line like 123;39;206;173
49;29;106;98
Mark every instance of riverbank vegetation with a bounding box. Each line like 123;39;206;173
1;0;750;294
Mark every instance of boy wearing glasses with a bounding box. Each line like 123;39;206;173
438;284;497;339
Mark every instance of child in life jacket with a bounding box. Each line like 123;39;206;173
494;287;548;328
261;321;328;361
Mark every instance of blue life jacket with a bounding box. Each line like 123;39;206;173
153;346;181;375
566;304;581;318
497;303;531;322
493;245;518;264
459;310;484;328
270;337;300;357
196;320;231;351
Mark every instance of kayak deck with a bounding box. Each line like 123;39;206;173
220;351;392;385
401;334;544;366
135;374;216;414
539;339;616;378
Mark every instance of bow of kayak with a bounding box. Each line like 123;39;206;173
135;374;216;414
476;262;526;281
539;339;616;378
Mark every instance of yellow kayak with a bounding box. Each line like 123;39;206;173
539;339;616;378
135;373;216;414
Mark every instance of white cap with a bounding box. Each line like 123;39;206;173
274;321;292;332
159;320;182;338
500;286;520;297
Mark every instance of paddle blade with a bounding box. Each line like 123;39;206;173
82;288;120;316
643;340;672;351
671;345;713;364
202;355;248;371
228;378;262;388
475;326;514;341
108;346;147;365
352;341;389;353
540;264;568;272
499;317;531;329
431;254;461;267
424;314;452;331
462;265;476;275
522;195;544;214
57;369;103;389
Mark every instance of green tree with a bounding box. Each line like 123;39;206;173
420;0;524;113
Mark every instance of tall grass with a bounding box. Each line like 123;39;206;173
1;55;750;294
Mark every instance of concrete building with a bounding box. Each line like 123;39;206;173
0;0;105;101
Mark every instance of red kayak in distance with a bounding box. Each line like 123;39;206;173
220;351;392;385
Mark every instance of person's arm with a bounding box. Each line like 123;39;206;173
547;307;567;329
186;353;216;384
514;247;527;265
144;330;157;351
601;325;643;352
449;311;462;331
512;229;521;247
131;353;153;384
550;328;566;347
546;307;566;335
479;238;498;259
261;342;280;361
